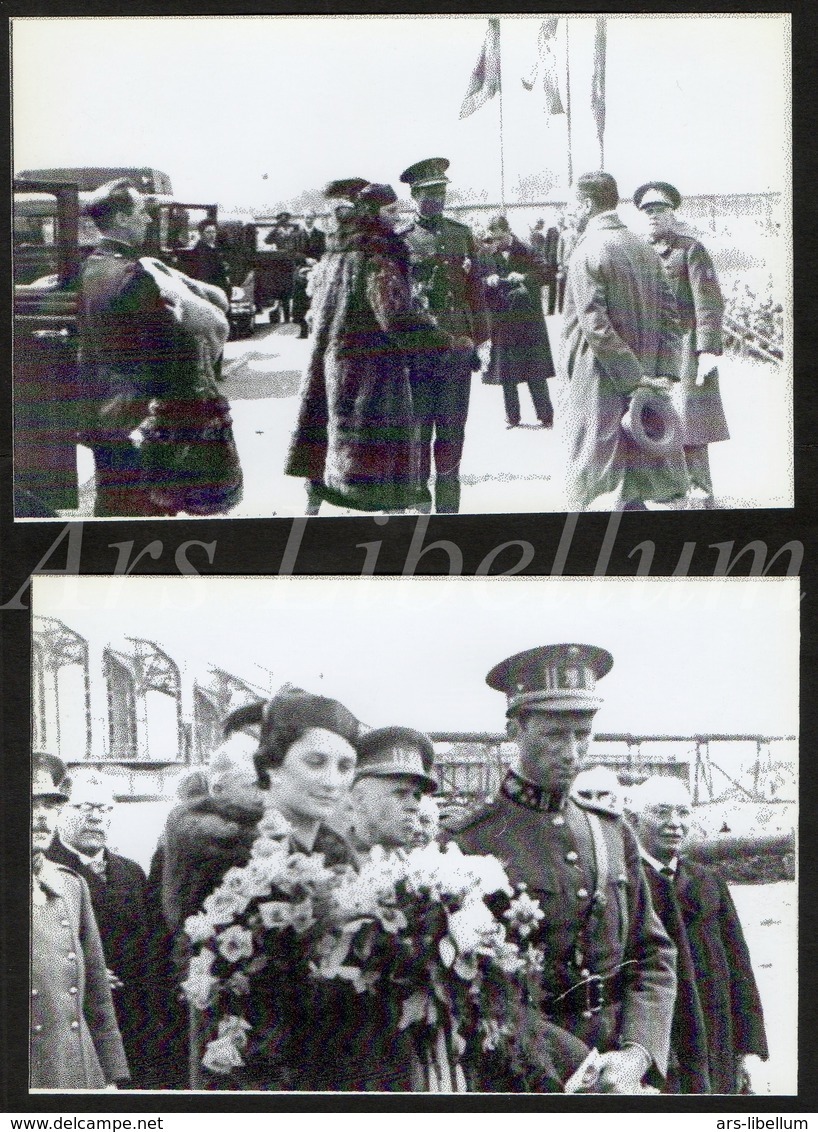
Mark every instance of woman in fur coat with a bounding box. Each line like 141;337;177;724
285;179;454;514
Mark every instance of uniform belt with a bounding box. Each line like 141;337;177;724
545;961;638;1022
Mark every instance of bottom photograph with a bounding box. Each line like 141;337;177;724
29;575;797;1096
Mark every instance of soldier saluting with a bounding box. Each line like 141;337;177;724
398;158;489;514
451;644;677;1093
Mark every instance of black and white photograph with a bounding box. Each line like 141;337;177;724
29;574;797;1096
11;13;791;519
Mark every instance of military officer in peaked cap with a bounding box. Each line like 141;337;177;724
351;725;438;852
451;645;677;1093
398;158;489;513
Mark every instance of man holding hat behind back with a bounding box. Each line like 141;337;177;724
399;158;489;514
452;645;677;1093
633;182;729;509
31;754;129;1090
351;725;438;853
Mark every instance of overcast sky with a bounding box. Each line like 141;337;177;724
33;575;799;738
12;14;789;211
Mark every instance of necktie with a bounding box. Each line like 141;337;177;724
86;857;106;879
660;866;674;881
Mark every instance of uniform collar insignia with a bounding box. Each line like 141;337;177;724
502;768;567;813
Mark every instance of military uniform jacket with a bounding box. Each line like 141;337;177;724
401;215;489;345
453;771;677;1075
31;858;129;1089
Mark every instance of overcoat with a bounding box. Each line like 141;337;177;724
47;835;181;1088
675;859;768;1093
481;236;556;389
451;771;677;1084
31;858;129;1089
651;232;729;447
641;860;712;1093
559;212;687;510
285;216;449;511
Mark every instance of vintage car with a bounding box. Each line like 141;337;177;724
12;176;259;515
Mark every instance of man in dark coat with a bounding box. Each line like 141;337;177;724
291;210;327;338
481;214;555;429
398;157;489;514
629;776;768;1094
48;768;180;1088
188;219;231;301
263;211;308;323
32;754;129;1091
451;644;677;1093
559;171;687;511
634;182;729;509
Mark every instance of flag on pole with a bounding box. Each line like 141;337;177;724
521;18;565;115
592;16;606;156
459;18;501;119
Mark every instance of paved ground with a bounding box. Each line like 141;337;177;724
70;313;792;518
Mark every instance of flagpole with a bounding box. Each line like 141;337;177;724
565;20;573;187
498;21;506;210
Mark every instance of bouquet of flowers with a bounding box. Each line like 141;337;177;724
181;808;355;1080
311;841;563;1092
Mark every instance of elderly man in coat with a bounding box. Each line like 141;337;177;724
634;182;729;509
559;171;688;511
628;776;768;1094
31;754;129;1091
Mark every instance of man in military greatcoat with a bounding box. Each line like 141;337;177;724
452;644;677;1093
398;157;489;514
629;776;768;1093
31;754;129;1091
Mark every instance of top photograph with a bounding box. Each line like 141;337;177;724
11;13;791;520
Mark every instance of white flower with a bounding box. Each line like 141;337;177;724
257;900;292;930
202;1034;245;1075
503;890;546;938
181;947;218;1010
184;911;216;945
447;897;502;956
202;887;251;925
217;1014;252;1045
289;897;316;934
216;924;254;963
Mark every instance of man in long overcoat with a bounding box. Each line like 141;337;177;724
559;172;688;511
451;644;677;1093
32;755;129;1091
629;776;768;1094
634;182;729;508
47;769;181;1088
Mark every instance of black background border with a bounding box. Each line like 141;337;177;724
1;0;816;1114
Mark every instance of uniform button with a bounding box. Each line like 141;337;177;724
551;815;565;826
33;1024;43;1033
577;887;589;899
70;1021;79;1030
580;968;590;978
69;986;78;995
565;851;578;863
31;988;38;997
60;919;70;927
66;952;76;960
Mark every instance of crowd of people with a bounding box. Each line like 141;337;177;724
70;162;730;517
31;643;767;1094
